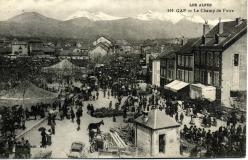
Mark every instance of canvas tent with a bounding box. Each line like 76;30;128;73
190;83;216;101
164;80;189;92
42;59;86;75
0;81;58;107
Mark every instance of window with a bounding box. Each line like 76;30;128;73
200;70;205;84
178;55;181;66
182;56;185;66
185;70;189;83
207;70;213;85
214;52;220;67
195;52;200;65
213;71;220;87
234;54;239;66
189;56;194;68
168;70;173;79
169;60;174;68
182;70;185;81
161;69;164;76
200;52;205;65
185;56;189;67
207;52;213;66
189;71;193;83
177;69;182;80
194;68;200;82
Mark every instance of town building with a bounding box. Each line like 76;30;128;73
134;109;180;157
93;36;113;47
176;38;197;84
193;18;247;109
59;49;89;60
11;41;28;56
159;44;180;86
89;42;111;59
28;40;43;55
151;57;160;87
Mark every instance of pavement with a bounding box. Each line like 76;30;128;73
19;90;126;158
15;117;47;140
18;89;245;158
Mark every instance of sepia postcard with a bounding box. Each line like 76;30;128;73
0;0;246;158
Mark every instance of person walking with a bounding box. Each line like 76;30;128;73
175;112;178;122
46;130;52;146
109;101;112;109
41;129;47;148
180;112;184;124
76;118;80;131
107;90;110;99
96;91;99;100
70;109;75;123
50;120;55;135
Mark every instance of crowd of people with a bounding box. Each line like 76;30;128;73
0;136;31;158
0;54;246;158
0;106;26;137
182;124;246;157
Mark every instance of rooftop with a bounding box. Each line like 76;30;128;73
194;19;247;49
177;38;199;55
134;109;180;130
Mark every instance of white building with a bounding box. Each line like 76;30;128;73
93;36;112;47
11;41;28;56
89;43;109;58
134;109;180;157
152;59;161;87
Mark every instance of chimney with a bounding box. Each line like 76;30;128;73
214;34;219;44
201;35;206;45
203;20;210;35
180;36;187;46
218;18;223;34
236;17;243;25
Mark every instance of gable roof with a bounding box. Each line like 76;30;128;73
94;42;110;51
43;59;80;70
134;109;180;130
159;44;180;58
96;35;114;44
194;19;247;49
177;38;199;55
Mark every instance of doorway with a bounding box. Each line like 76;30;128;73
159;134;166;153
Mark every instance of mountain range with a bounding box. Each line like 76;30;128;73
0;11;209;40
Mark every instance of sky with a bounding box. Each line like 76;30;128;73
0;0;246;21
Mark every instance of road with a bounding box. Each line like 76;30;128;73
19;89;243;158
20;89;125;158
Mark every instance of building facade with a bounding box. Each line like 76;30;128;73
193;18;247;108
160;52;177;86
152;59;161;87
11;41;28;56
134;109;180;157
176;39;196;83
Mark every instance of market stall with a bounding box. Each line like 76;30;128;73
190;83;216;102
0;81;58;107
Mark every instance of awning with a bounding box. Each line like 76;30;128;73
164;80;189;92
190;83;216;101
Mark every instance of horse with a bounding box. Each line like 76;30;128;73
88;120;104;133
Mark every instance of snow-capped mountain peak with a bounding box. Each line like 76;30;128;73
136;10;185;23
66;11;125;21
136;10;232;25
